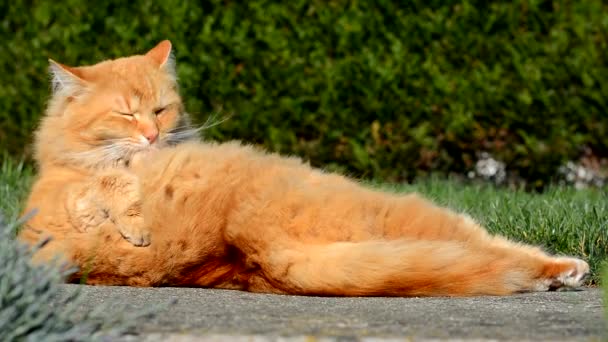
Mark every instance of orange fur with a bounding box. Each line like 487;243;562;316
18;41;590;296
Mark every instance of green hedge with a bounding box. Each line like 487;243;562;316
2;1;607;187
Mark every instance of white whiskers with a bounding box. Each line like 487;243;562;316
163;125;201;145
66;138;146;168
163;111;232;145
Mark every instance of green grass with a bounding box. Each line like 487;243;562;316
604;266;608;323
1;156;606;284
0;155;33;223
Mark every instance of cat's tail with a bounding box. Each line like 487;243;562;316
255;238;589;296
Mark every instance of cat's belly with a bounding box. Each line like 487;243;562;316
132;141;410;245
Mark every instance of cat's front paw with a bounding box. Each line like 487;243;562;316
117;222;151;247
114;208;150;247
119;225;151;247
66;192;108;232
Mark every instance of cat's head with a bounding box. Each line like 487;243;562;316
35;40;196;169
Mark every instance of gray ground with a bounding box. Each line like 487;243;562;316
55;285;605;341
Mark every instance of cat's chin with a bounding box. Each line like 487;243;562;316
127;148;157;170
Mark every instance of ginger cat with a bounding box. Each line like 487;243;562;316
19;41;590;296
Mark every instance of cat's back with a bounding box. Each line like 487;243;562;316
132;140;314;192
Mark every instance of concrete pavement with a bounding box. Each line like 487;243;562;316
54;285;605;341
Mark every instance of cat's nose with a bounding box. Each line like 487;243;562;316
143;128;159;144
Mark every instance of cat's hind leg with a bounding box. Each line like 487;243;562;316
225;183;588;296
379;194;590;291
237;236;588;297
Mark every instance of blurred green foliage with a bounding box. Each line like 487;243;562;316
1;1;607;187
0;213;153;340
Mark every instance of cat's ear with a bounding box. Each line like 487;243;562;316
145;40;176;78
48;59;87;95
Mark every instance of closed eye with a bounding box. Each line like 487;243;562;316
154;107;166;115
113;110;135;117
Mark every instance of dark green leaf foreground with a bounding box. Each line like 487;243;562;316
2;1;607;187
0;160;159;340
1;159;606;284
0;215;156;340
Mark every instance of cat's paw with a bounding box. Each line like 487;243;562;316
536;257;589;291
66;191;108;232
114;210;150;247
552;257;590;289
117;223;151;247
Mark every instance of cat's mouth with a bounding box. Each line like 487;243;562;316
123;149;153;169
120;139;164;165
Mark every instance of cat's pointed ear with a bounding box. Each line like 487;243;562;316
145;40;176;78
48;59;86;95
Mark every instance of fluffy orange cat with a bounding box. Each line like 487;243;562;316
19;41;589;296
